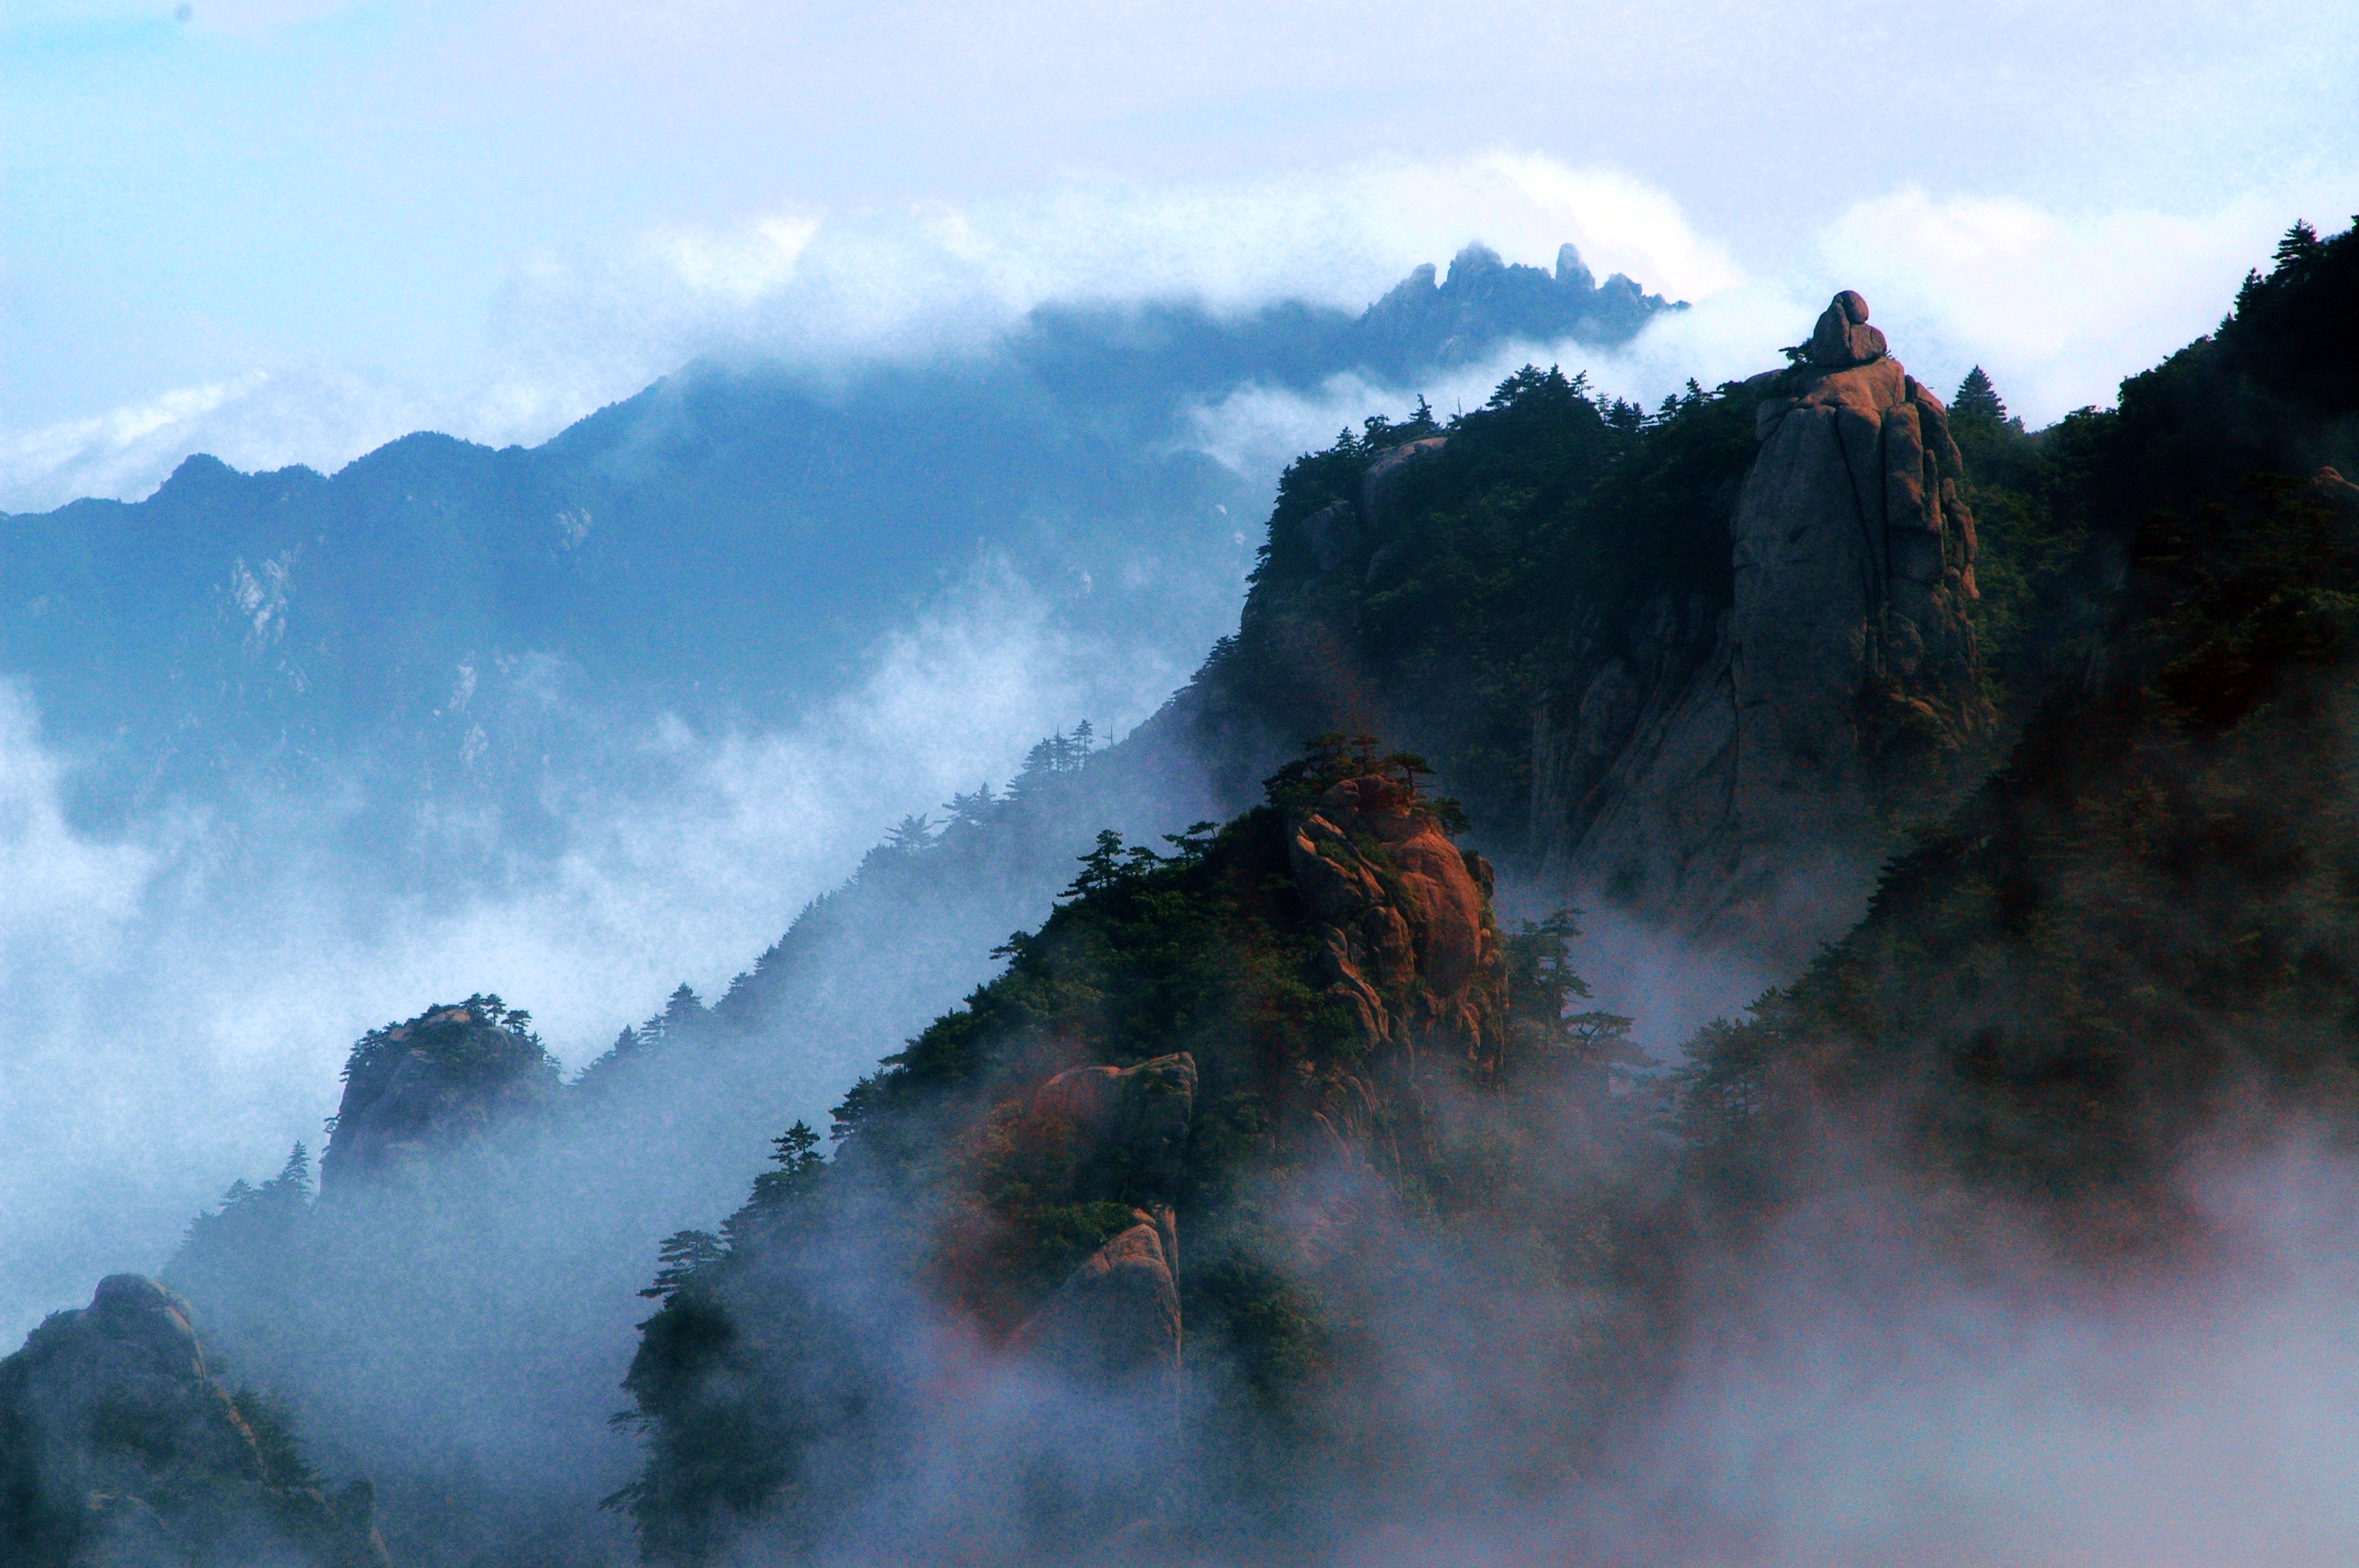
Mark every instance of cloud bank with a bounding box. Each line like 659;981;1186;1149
0;555;1190;1345
7;151;2336;516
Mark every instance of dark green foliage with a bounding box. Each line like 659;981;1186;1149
1502;912;1638;1093
337;994;554;1097
1223;363;1781;853
166;1145;316;1341
1954;365;2008;423
609;744;1657;1559
233;1388;322;1492
1677;217;2359;1204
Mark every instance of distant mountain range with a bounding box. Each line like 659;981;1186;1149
1;244;1675;856
12;220;2357;1568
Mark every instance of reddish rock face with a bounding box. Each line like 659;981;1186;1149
1011;1210;1183;1394
1806;289;1889;367
1286;774;1503;1066
1030;1054;1198;1198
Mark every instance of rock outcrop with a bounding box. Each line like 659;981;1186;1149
1805;289;1888;368
1296;435;1449;575
0;1276;390;1568
1012;1210;1183;1402
1535;292;1990;963
1289;772;1506;1071
1033;1054;1198;1199
320;1000;560;1189
1360;435;1449;524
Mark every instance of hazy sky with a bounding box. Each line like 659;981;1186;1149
5;0;2355;510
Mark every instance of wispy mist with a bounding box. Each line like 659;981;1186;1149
0;550;1197;1345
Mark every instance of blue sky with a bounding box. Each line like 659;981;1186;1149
5;0;2356;510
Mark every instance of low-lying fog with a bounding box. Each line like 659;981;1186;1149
0;554;1194;1345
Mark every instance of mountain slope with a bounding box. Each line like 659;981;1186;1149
1680;220;2359;1203
0;245;1673;848
610;743;1652;1563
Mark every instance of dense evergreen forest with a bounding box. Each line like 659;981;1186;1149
602;219;2359;1559
8;219;2358;1567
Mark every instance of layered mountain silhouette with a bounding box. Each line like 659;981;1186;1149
9;219;2359;1566
0;244;1673;848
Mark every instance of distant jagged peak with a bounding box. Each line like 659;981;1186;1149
1372;238;1629;310
1555;241;1596;292
1446;241;1507;281
1354;238;1681;368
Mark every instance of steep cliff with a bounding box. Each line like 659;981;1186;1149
1128;292;1997;973
319;999;561;1189
1554;291;1990;949
605;741;1638;1563
0;1276;389;1568
1679;223;2359;1200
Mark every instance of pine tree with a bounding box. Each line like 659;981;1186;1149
638;1230;725;1302
264;1142;313;1207
658;984;703;1042
1954;365;2007;423
2274;220;2323;274
941;786;996;831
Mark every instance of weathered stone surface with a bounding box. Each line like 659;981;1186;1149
1359;436;1448;524
1032;1054;1198;1196
1300;502;1359;574
1806;289;1889;367
1013;1212;1183;1395
1536;292;1990;967
0;1276;391;1568
1287;773;1503;1065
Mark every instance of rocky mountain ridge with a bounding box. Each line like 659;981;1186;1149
605;746;1544;1562
0;243;1673;852
15;220;2359;1566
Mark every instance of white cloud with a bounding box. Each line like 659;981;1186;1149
652;214;824;304
1818;185;2342;423
0;552;1194;1345
22;154;2355;514
2;151;1742;512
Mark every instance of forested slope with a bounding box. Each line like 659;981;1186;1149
17;220;2359;1568
1681;220;2359;1205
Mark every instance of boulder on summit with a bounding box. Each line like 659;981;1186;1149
1805;289;1888;367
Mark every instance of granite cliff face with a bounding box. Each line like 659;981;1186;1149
319;1001;561;1189
1150;289;1989;972
1289;773;1503;1072
998;768;1504;1414
0;1276;389;1568
1532;291;1989;958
